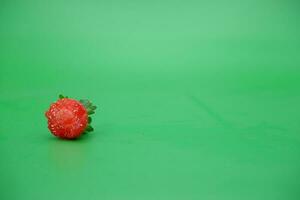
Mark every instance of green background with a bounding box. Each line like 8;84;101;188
1;0;300;199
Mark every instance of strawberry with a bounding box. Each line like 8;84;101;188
45;95;97;139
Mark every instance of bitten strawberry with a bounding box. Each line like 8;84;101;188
45;95;97;139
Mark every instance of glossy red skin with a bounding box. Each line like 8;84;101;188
45;98;88;139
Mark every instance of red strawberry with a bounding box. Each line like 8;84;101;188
45;95;97;139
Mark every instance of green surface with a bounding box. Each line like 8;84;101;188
1;0;300;199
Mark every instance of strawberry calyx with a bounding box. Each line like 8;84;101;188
79;99;97;134
59;94;97;134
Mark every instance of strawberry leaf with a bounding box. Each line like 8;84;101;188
85;125;94;132
79;98;97;134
